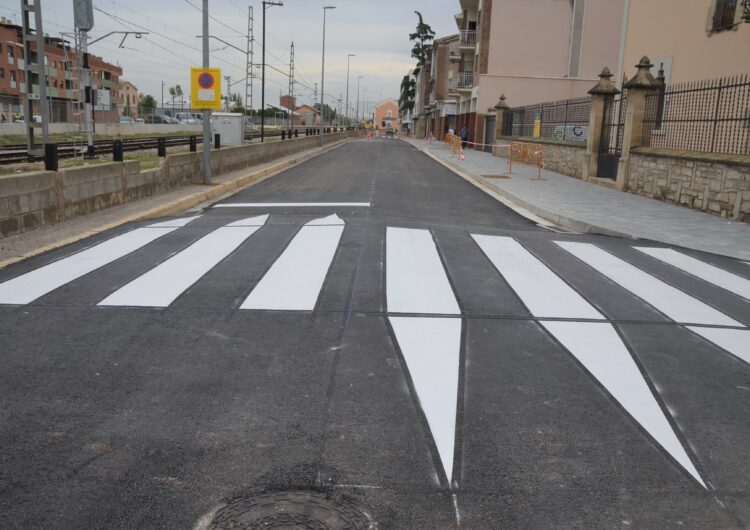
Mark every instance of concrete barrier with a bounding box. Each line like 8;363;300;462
0;123;202;137
0;131;357;238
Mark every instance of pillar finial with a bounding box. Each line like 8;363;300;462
624;56;658;89
588;67;620;95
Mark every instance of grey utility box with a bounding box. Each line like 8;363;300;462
211;112;245;146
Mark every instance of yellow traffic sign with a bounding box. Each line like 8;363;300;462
191;68;222;110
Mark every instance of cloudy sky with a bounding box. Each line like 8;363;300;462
0;0;458;115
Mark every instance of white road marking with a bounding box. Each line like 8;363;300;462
635;247;750;301
542;321;706;488
0;227;178;304
147;215;202;228
687;327;750;365
213;202;370;208
389;316;461;484
99;219;268;307
386;227;460;315
556;242;742;327
240;214;345;310
225;214;269;227
472;234;603;319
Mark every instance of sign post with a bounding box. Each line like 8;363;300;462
198;0;214;184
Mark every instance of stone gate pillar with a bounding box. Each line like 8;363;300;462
494;94;508;144
584;67;620;182
617;56;659;191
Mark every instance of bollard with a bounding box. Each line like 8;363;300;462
294;129;298;138
281;130;286;140
288;129;293;139
43;143;58;171
112;139;123;162
157;137;166;157
189;135;196;152
214;133;221;149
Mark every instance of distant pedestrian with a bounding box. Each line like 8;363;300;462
460;126;469;149
448;126;455;136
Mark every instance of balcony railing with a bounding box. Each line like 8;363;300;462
458;71;474;88
460;30;476;46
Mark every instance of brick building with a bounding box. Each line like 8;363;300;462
118;80;139;119
0;17;123;123
424;34;460;140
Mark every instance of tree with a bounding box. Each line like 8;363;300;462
139;94;157;110
409;11;435;66
399;74;416;112
168;86;176;111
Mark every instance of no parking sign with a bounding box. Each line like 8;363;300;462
190;68;222;110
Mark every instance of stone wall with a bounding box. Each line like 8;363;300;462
0;132;354;237
628;147;750;221
496;136;587;179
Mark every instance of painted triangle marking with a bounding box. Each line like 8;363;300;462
389;316;462;485
541;320;706;488
225;214;270;227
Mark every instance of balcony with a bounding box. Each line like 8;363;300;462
447;79;460;97
457;71;474;90
459;30;476;49
448;42;461;62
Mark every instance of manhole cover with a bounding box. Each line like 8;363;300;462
197;490;375;530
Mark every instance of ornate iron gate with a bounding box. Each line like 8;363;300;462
596;92;627;180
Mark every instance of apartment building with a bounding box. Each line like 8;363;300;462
0;17;123;123
452;0;624;147
617;0;750;86
423;34;460;140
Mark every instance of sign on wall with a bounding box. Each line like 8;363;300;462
94;89;111;111
191;68;222;110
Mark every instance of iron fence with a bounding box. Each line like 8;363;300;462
643;73;750;155
502;96;590;142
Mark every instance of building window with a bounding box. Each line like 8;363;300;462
712;0;738;30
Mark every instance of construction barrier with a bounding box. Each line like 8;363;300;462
493;141;544;180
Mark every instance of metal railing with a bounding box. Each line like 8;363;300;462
457;72;474;88
502;96;591;142
460;30;476;46
643;73;750;155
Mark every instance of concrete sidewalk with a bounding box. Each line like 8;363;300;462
406;138;750;260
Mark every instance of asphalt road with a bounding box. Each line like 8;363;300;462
1;137;749;529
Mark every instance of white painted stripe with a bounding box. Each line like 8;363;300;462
306;214;345;226
386;227;460;315
687;326;750;365
556;242;742;327
390;316;461;484
635;247;750;301
0;227;177;304
147;215;202;228
99;225;264;307
542;321;705;488
240;215;345;310
225;214;270;227
472;235;603;319
213;202;370;208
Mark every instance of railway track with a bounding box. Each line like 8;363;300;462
0;130;295;165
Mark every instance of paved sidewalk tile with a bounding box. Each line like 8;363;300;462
406;138;750;261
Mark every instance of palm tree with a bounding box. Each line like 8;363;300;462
168;86;176;113
175;85;184;111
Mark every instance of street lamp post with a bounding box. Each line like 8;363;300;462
345;53;354;126
320;6;336;147
262;1;283;143
356;75;363;127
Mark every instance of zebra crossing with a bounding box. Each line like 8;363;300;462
0;214;748;491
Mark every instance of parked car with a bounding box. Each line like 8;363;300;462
119;116;136;124
144;114;178;124
175;112;202;123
